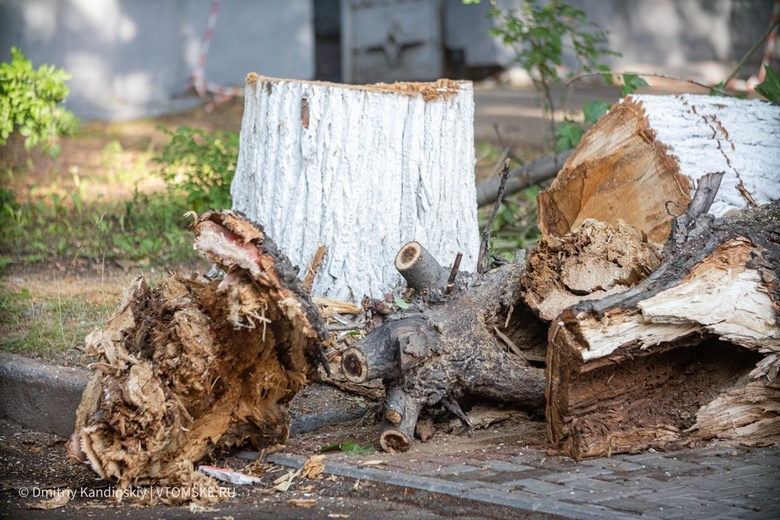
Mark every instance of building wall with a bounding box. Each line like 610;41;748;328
1;0;774;121
0;0;315;120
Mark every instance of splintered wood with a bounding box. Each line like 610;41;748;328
68;211;328;503
545;198;780;459
538;94;780;246
527;94;780;459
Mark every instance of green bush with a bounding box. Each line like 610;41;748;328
155;126;239;213
0;47;78;157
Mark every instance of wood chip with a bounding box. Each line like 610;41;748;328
301;454;326;479
27;490;71;510
289;498;316;508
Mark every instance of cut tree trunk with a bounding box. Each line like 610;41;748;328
232;75;480;302
340;243;546;452
538;94;780;247
67;211;328;503
545;201;780;459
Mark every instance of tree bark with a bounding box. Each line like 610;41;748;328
231;75;480;301
537;94;780;247
545;202;780;459
340;244;547;452
67;211;328;503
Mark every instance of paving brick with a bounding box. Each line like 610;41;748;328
579;457;648;472
585;495;667;515
424;463;481;475
483;460;535;472
504;478;572;496
611;476;675;491
681;476;747;492
713;493;778;511
561;477;642;496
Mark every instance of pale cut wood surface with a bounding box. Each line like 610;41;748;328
538;94;780;246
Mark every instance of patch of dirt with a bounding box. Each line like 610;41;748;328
0;419;559;519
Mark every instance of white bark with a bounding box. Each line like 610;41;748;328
630;94;780;217
572;238;780;362
232;75;479;301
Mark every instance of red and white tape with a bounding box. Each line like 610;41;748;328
189;0;243;105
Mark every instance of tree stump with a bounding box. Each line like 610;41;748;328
67;211;328;503
232;75;480;301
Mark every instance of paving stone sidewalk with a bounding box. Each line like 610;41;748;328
269;442;780;520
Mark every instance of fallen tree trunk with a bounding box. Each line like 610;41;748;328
232;75;480;301
340;242;546;452
538;94;780;247
521;95;780;459
546;201;780;459
68;211;328;503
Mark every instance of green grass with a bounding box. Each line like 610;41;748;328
0;186;197;269
0;287;111;354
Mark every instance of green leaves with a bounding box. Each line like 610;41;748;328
0;47;78;157
393;296;411;310
155;126;239;213
489;1;619;89
583;101;611;124
555;122;585;152
621;74;649;96
755;66;780;104
320;440;375;455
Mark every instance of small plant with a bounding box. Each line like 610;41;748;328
755;65;780;104
155;126;239;213
486;1;620;150
0;47;79;157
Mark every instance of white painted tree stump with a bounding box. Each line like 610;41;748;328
232;74;479;301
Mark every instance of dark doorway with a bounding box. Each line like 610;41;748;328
314;0;342;82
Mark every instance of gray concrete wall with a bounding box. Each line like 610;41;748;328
0;0;314;121
1;0;774;121
446;0;774;84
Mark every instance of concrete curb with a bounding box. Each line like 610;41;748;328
0;353;371;439
0;352;90;437
266;452;636;520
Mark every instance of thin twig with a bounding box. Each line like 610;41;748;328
567;72;729;96
493;123;524;167
477;158;512;274
445;252;463;294
722;15;780;88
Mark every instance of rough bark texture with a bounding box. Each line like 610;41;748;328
341;248;546;452
546;202;780;460
232;74;480;302
538;94;780;246
67;211;328;503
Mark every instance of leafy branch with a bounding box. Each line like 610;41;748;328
0;47;78;157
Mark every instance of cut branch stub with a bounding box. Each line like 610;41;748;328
395;241;450;294
342;247;547;453
380;386;424;453
340;316;431;383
